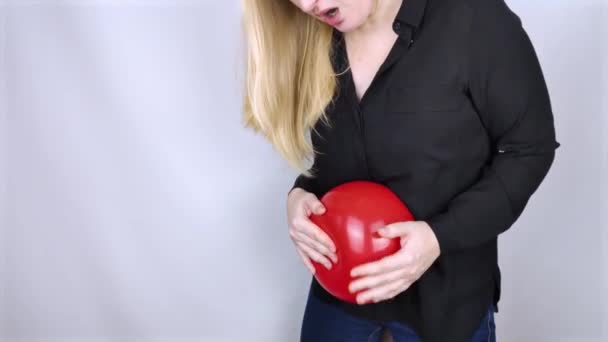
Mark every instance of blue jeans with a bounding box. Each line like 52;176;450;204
300;290;496;342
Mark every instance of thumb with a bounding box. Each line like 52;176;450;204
307;198;326;215
377;222;412;238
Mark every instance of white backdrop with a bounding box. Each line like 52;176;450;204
0;1;606;341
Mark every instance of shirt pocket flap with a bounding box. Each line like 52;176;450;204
387;84;466;114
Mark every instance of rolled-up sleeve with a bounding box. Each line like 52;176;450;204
426;0;560;253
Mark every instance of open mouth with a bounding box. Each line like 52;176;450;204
321;7;339;19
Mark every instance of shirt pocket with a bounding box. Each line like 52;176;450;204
386;84;467;114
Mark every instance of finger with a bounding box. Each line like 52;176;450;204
297;242;332;270
349;267;407;294
377;223;412;239
356;278;409;305
295;246;316;274
351;250;408;278
292;217;336;253
385;280;413;300
304;195;326;215
293;230;338;264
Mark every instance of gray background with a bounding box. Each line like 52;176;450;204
0;0;606;341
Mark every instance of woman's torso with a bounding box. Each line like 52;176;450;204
307;0;502;340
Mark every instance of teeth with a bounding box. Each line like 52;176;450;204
326;8;338;17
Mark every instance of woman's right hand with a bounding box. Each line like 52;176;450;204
287;188;338;274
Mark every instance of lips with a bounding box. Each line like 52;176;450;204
318;7;341;26
321;7;339;18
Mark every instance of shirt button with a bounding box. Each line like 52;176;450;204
393;21;401;33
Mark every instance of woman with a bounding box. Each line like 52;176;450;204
241;0;559;341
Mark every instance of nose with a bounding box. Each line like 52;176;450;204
299;0;318;14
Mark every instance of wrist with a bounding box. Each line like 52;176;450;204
288;187;306;197
422;221;441;256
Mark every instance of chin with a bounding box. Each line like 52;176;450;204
333;19;359;33
335;15;368;33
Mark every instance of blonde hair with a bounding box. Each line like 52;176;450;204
240;0;338;176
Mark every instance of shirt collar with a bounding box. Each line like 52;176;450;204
394;0;428;30
331;0;429;66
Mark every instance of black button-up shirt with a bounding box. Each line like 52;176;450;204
292;0;560;340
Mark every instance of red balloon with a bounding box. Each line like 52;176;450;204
309;180;415;304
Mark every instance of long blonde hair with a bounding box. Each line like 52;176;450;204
240;0;338;176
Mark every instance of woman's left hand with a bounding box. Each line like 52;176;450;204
348;221;441;305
